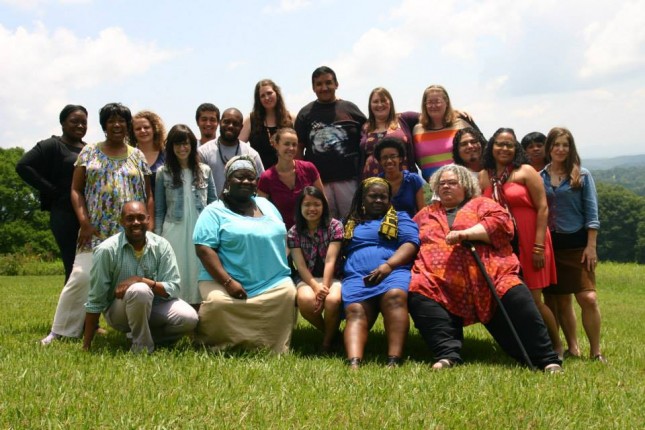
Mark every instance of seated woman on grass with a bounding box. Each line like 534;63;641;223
288;186;343;353
408;164;562;372
342;177;420;369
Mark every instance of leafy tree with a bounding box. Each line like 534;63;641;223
592;167;645;197
596;183;645;263
0;148;58;258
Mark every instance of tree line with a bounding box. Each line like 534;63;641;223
1;147;643;265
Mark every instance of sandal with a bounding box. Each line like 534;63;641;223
387;355;402;368
432;358;455;370
347;357;362;369
544;363;564;374
593;354;608;364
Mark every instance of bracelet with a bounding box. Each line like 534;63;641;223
384;261;393;269
532;249;544;255
533;243;545;249
223;277;233;287
150;281;156;290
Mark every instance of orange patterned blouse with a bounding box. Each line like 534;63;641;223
410;197;523;325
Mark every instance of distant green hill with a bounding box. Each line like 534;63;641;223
584;154;645;170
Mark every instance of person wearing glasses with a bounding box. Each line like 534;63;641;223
408;164;562;372
375;137;425;217
413;85;478;181
479;128;562;358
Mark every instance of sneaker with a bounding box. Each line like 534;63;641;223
41;332;61;346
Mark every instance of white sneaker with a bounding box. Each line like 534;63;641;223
41;332;61;346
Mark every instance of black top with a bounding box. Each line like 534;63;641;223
16;136;84;212
249;120;278;168
294;100;367;183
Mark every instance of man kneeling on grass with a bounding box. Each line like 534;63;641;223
83;201;198;352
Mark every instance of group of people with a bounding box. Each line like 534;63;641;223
16;65;605;371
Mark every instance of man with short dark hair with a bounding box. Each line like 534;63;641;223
195;103;220;146
82;201;198;352
198;107;264;194
295;66;367;218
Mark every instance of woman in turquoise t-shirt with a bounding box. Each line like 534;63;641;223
193;155;296;353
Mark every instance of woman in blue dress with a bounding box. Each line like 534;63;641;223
342;177;420;368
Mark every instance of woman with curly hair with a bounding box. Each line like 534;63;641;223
155;124;217;309
131;110;167;194
239;79;294;168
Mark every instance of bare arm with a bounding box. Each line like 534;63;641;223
239;116;251;142
582;229;598;272
82;313;100;351
446;223;490;245
291;247;323;294
522;166;548;269
365;242;418;285
71;166;97;248
195;244;247;299
144;175;155;233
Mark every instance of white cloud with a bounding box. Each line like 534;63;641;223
331;27;415;90
0;22;176;148
262;0;311;14
579;0;645;79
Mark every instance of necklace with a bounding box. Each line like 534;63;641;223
217;138;240;165
548;165;567;183
264;122;277;143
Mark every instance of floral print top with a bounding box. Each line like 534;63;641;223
75;142;151;251
410;197;522;325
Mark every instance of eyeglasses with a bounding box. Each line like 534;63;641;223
425;99;445;107
493;141;516;149
380;154;400;161
439;180;460;188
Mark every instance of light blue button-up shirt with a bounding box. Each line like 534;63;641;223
85;231;181;314
541;166;600;234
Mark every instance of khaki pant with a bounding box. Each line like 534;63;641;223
105;283;199;353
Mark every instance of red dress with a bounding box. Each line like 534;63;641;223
410;197;523;325
484;182;557;290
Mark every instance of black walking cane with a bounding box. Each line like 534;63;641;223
462;241;536;370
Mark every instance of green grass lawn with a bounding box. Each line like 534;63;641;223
1;263;643;429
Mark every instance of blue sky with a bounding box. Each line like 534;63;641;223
2;0;644;159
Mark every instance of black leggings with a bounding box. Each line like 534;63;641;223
408;284;560;369
50;208;79;283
